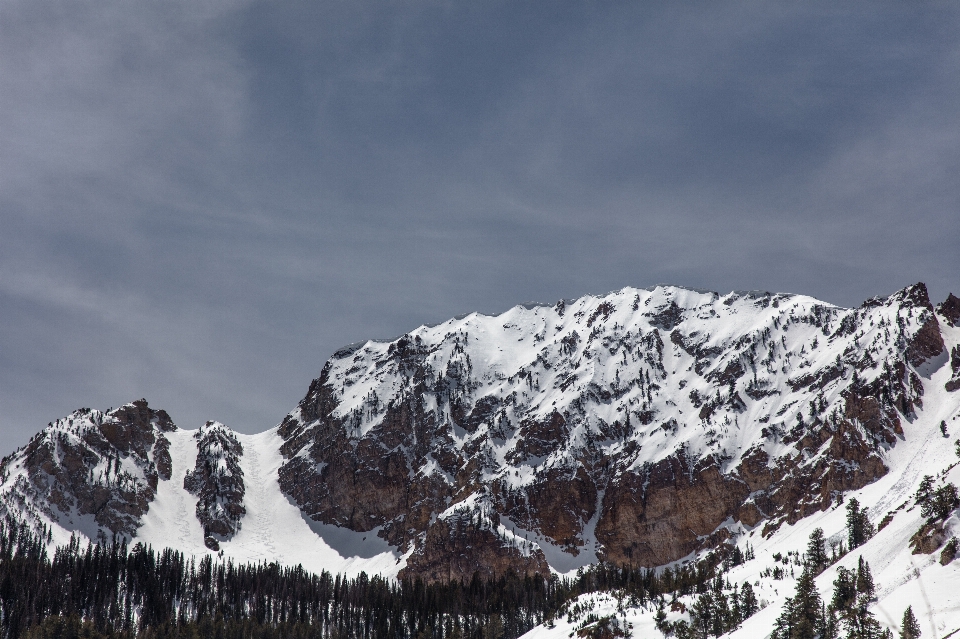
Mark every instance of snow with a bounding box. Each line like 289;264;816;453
518;302;960;638
3;283;960;636
139;427;407;578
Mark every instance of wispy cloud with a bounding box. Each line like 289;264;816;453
1;0;958;454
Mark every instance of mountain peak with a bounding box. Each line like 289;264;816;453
2;282;958;587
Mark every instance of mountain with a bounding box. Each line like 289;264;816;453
2;283;959;624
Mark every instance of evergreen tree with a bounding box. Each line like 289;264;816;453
831;559;887;639
654;606;669;635
739;582;758;619
928;484;960;521
846;499;875;550
689;591;716;638
900;606;921;639
830;567;858;613
482;614;504;639
856;557;875;602
915;476;935;511
806;528;829;575
772;568;824;639
822;605;840;639
771;597;795;639
841;594;888;639
793;568;825;639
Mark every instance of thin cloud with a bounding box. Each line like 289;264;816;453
0;0;958;455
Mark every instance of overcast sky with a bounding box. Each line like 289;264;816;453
1;1;958;456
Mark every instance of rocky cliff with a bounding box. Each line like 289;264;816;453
1;283;956;583
275;283;948;580
183;421;246;549
0;399;175;539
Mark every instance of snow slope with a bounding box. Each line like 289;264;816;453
520;312;960;638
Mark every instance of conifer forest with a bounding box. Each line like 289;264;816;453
0;516;731;639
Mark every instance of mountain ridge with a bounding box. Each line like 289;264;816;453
1;282;958;589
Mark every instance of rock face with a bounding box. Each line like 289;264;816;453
2;283;956;582
183;421;246;546
938;293;960;328
276;283;952;580
0;400;176;539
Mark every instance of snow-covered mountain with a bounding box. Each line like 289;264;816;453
2;282;960;635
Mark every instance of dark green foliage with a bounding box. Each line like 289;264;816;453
770;569;824;639
653;606;668;635
846;499;875;550
921;484;959;521
774;557;889;639
739;582;758;619
855;557;875;601
915;476;935;510
0;516;721;639
21;614;121;639
900;606;920;639
917;476;960;521
806;528;829;575
669;576;760;638
830;567;858;613
828;558;888;639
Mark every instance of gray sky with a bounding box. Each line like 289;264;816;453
1;0;959;456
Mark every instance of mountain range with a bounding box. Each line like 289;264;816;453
2;282;960;637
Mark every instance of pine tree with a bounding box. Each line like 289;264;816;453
822;605;840;639
793;568;825;639
900;606;921;639
689;591;716;638
771;568;824;639
856;557;875;602
846;499;875;549
771;596;795;639
739;581;758;619
929;484;960;521
916;476;935;510
829;559;887;639
806;528;829;575
830;567;858;613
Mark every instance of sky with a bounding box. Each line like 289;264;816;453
1;0;959;456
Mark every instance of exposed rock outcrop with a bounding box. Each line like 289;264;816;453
911;521;947;555
183;421;245;545
3;283;951;580
0;400;175;539
937;293;960;328
276;283;946;580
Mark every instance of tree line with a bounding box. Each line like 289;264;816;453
0;516;727;639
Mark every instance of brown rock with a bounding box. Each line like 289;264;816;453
937;293;960;327
595;453;749;567
400;517;549;582
183;422;246;541
501;464;597;550
911;521;946;555
946;346;960;392
940;538;957;565
9;400;175;538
